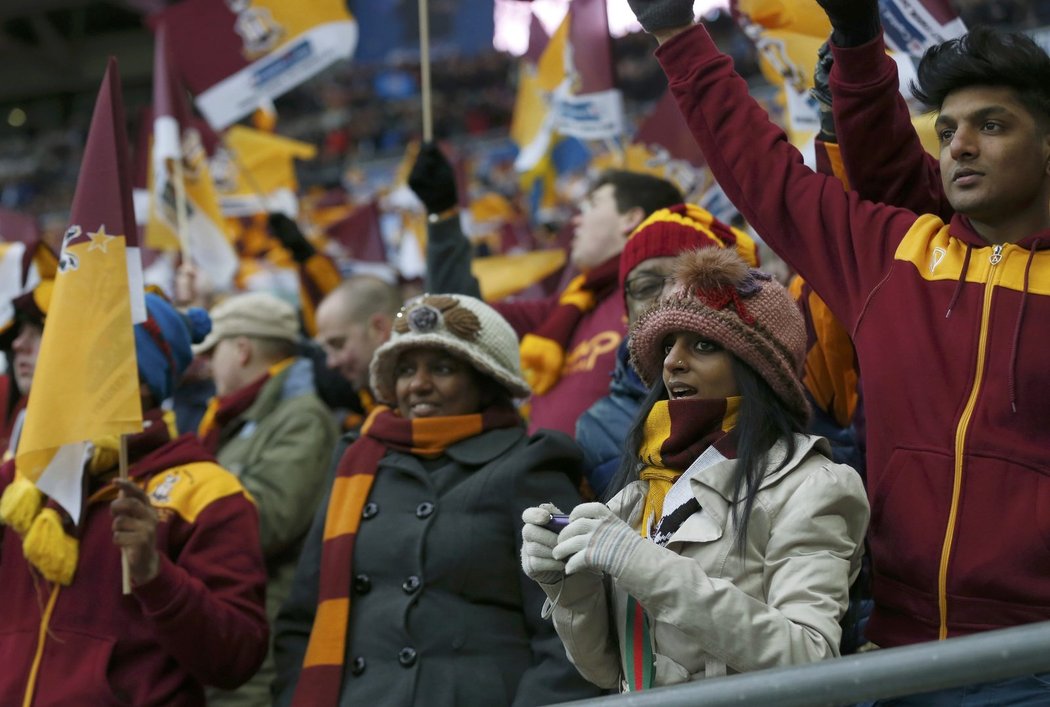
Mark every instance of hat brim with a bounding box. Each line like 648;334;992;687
191;330;221;356
369;333;531;406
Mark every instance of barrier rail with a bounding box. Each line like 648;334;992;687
553;620;1050;707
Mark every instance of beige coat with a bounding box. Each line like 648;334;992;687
543;434;869;690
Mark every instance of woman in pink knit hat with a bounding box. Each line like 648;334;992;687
521;247;870;690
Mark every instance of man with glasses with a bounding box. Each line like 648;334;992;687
575;204;757;496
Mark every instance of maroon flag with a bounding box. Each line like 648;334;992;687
523;13;549;65
569;0;615;93
0;209;41;246
635;89;707;169
151;0;358;128
327;200;386;263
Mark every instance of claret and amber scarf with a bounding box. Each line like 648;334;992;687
519;256;620;395
637;396;740;539
292;403;521;706
625;395;740;692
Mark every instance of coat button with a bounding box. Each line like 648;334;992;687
402;575;421;594
353;574;371;595
398;647;417;667
350;656;366;676
362;502;379;519
415;502;434;519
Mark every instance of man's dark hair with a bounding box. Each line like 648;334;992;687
912;26;1050;128
592;170;684;218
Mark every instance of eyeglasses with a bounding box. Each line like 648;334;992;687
624;275;675;301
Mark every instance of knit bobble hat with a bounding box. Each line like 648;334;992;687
370;294;530;405
134;292;212;404
629;248;809;421
619;203;759;288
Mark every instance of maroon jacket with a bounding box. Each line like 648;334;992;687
657;26;1050;647
0;431;268;706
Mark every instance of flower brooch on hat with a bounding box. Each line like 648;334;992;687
395;295;481;341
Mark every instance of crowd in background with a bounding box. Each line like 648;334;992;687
2;0;1050;705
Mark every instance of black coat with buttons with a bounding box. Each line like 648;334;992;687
273;425;603;706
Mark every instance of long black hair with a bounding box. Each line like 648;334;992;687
605;355;808;550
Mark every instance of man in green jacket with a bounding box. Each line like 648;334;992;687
194;291;338;706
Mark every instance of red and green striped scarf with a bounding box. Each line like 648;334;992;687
292;403;522;706
519;256;619;395
626;396;740;691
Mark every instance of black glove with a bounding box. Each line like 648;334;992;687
408;142;458;215
625;0;695;34
811;40;836;141
268;212;315;263
815;0;881;48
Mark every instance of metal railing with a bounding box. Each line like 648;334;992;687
554;620;1050;707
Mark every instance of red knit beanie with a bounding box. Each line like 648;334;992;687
619;203;758;288
629;248;809;422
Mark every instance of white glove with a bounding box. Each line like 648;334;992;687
552;502;648;578
521;503;566;585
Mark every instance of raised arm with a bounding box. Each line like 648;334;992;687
629;5;920;328
830;37;953;219
409;143;557;336
811;0;951;219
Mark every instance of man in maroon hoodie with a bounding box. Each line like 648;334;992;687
624;0;1050;697
410;143;683;436
0;292;268;706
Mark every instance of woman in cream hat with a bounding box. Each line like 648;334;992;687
522;248;869;690
274;294;599;706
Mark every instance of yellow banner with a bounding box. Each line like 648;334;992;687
17;227;142;483
218;125;317;197
253;0;353;53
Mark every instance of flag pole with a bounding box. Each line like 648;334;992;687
418;0;433;142
170;156;193;267
119;433;132;595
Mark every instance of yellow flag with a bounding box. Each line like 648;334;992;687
16;59;145;522
212;125;317;216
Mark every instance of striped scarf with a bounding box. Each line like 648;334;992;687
519;256;620;395
638;397;740;538
292;403;522;706
197;358;293;453
624;396;740;692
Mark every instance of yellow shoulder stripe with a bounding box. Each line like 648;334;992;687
894;215;1050;294
145;462;254;524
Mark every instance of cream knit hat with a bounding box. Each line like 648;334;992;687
370;294;530;404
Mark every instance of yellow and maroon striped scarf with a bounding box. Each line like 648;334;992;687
638;397;740;537
292;403;522;706
519;256;619;395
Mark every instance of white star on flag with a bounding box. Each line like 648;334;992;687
87;226;117;254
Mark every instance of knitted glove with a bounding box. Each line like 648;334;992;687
521;503;566;585
408;142;458;215
552;502;648;578
624;0;696;34
815;0;881;48
268;212;315;263
810;40;837;141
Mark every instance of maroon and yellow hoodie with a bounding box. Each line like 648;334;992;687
0;422;268;706
656;25;1050;648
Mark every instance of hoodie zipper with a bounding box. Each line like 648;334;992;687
23;585;61;707
937;243;1003;640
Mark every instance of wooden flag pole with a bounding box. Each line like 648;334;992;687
119;433;132;595
170;155;193;266
418;0;433;142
